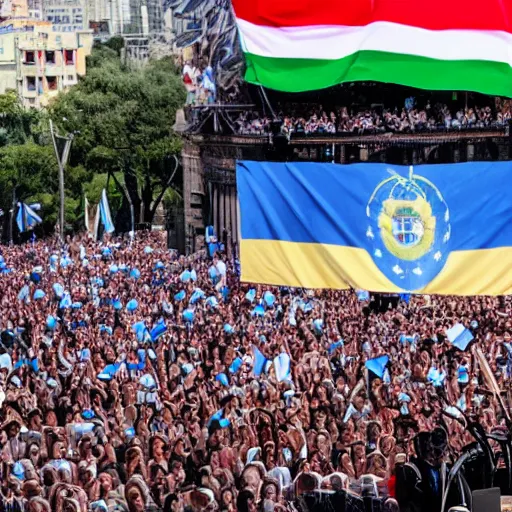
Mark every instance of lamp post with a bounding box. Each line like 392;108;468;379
49;119;74;243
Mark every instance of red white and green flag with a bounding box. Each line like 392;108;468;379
231;0;512;96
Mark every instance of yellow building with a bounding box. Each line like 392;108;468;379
0;19;93;108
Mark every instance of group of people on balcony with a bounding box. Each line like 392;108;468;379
235;98;512;137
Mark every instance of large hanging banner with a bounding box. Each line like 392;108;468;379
231;0;512;97
237;161;512;295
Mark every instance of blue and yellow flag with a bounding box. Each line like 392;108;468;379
237;161;512;295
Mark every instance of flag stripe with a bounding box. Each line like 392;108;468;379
232;0;512;33
240;239;512;295
238;20;512;66
244;51;512;96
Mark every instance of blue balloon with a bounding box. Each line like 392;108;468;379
46;315;57;330
263;291;276;308
180;270;192;282
126;299;138;312
143;246;153;254
216;373;229;387
33;289;45;300
99;325;113;335
219;418;231;429
206;296;218;308
252;305;265;317
53;283;64;298
224;323;234;334
154;261;165;270
229;357;243;374
113;299;122;310
174;290;186;301
80;348;91;361
208;266;218;282
183;309;194;323
182;363;194;375
59;294;72;309
110;264;119;273
245;289;256;303
12;461;24;480
190;288;205;304
130;268;141;280
132;321;148;342
82;409;95;420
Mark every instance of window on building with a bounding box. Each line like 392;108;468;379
67;75;74;81
47;76;57;91
64;49;74;65
24;51;35;64
45;50;55;64
26;76;36;91
28;98;35;105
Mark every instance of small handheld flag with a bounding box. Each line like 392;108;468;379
446;323;474;351
16;203;42;233
365;355;389;379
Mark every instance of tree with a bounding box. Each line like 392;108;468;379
0;90;44;146
0;142;61;237
51;47;186;226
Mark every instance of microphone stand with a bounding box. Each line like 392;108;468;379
442;404;496;488
440;446;482;512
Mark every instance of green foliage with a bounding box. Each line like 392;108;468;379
86;44;119;69
0;44;184;238
0;90;44;146
104;36;125;56
51;45;186;224
82;172;123;210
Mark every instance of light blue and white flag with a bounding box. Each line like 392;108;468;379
16;203;42;233
446;323;474;351
273;353;291;382
99;189;115;235
252;345;268;376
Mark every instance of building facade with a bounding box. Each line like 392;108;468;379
0;0;29;20
43;3;85;32
0;19;93;108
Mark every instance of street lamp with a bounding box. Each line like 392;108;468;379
49;119;74;243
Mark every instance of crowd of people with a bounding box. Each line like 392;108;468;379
0;231;509;512
235;98;512;136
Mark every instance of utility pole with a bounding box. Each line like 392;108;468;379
9;182;16;245
50;120;74;243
